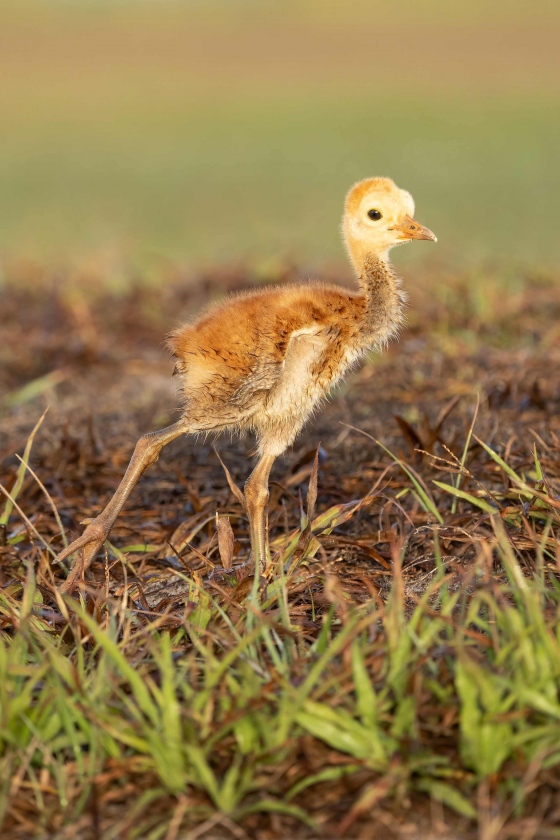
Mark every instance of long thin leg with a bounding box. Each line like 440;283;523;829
244;454;275;572
57;421;189;593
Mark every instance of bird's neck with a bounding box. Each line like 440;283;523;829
356;251;405;346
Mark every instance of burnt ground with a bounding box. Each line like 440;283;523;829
2;262;560;592
2;261;560;838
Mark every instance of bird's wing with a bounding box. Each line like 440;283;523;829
231;325;330;411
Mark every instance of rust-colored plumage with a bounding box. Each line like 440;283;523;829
57;177;436;592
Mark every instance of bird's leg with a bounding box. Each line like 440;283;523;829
56;421;189;593
244;454;275;573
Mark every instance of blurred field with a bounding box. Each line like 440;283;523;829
1;0;559;271
2;4;560;836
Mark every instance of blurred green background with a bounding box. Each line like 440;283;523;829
1;0;559;273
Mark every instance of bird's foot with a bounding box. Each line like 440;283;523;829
55;517;110;594
207;565;238;585
259;552;276;580
208;559;254;586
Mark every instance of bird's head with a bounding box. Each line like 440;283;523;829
342;177;436;272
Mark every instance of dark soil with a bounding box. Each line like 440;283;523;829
2;261;560;838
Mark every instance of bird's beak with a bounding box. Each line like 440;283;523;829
391;214;437;242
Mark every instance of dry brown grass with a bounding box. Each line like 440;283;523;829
2;262;560;838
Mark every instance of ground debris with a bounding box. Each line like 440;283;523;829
2;264;560;838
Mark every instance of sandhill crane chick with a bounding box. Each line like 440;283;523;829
56;177;436;592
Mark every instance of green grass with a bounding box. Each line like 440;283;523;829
2;519;560;835
2;94;558;270
1;0;559;271
3;410;560;835
2;3;560;830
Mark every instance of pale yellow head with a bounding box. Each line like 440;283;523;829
342;177;436;273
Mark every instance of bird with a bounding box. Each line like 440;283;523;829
56;177;436;592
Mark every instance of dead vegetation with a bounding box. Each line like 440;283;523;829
2;261;560;838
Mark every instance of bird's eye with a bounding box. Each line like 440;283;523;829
367;209;382;221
